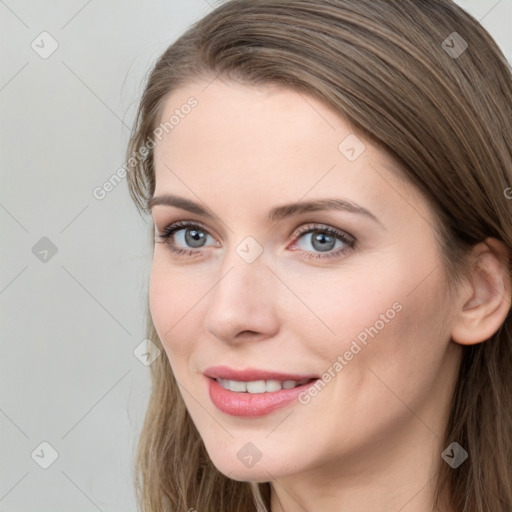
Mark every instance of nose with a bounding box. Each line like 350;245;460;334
203;246;280;344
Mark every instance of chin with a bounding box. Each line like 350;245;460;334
205;441;301;483
223;468;271;483
208;454;269;481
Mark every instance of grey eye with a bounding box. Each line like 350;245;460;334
177;228;209;248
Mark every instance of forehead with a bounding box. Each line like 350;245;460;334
155;79;356;160
152;80;429;224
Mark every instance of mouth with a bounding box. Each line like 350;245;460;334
213;377;315;393
203;365;318;383
203;366;320;417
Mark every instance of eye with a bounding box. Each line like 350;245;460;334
155;220;218;256
289;223;355;259
155;220;356;260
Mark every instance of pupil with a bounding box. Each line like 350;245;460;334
312;231;335;252
185;229;206;248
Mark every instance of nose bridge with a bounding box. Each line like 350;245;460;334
214;234;268;301
204;238;278;340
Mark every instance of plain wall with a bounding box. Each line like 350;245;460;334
0;1;510;510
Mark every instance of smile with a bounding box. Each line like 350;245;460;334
215;378;312;393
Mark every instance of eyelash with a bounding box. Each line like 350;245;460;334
155;220;356;260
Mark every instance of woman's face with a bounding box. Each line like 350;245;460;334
149;80;462;482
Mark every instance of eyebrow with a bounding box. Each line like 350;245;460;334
147;194;383;227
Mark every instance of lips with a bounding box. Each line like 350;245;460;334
203;365;319;417
203;365;318;382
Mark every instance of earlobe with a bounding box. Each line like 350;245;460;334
451;238;511;346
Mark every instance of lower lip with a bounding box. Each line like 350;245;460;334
206;377;317;417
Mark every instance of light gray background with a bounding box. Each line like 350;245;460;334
0;1;510;511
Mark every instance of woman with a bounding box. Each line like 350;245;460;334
125;1;512;510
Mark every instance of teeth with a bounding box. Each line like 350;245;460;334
229;380;247;392
265;380;282;392
246;380;266;393
216;378;310;393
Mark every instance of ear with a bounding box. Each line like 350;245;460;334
451;237;511;346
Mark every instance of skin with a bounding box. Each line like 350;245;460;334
149;79;511;512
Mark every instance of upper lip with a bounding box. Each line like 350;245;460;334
203;365;318;382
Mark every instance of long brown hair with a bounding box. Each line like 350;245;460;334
125;1;512;510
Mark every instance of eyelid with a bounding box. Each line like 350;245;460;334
155;219;217;242
155;220;353;244
290;223;355;244
286;223;356;259
156;219;356;259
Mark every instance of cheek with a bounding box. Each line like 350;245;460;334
148;254;201;361
288;262;406;347
295;273;450;449
306;256;448;380
341;271;449;410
